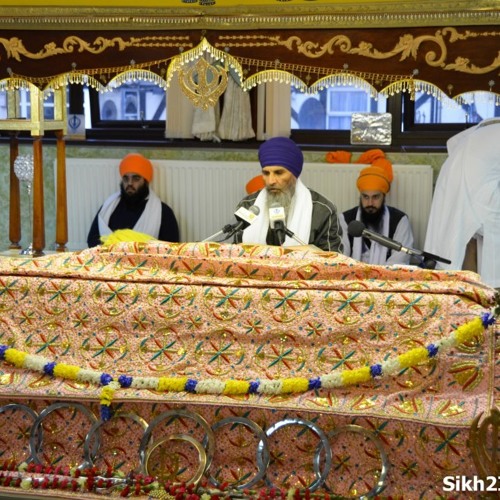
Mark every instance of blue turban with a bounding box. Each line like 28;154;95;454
258;137;304;178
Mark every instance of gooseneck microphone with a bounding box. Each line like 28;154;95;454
347;220;451;265
269;203;286;245
202;205;260;242
348;220;403;252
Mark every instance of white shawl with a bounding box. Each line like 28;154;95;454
242;178;312;246
97;189;163;239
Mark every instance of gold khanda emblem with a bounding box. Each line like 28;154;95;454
178;57;228;110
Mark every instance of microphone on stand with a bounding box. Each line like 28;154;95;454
348;220;405;253
347;220;451;266
202;205;260;242
227;205;260;238
268;203;310;246
269;203;286;245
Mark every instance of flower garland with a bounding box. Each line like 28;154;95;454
0;460;159;498
0;312;495;422
0;459;342;499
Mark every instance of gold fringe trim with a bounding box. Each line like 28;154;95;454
1;39;499;108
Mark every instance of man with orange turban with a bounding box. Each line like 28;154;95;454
87;153;179;247
339;161;414;265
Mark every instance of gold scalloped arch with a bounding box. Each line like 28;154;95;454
2;37;500;109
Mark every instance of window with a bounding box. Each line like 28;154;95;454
72;78;499;149
291;85;499;149
97;82;166;122
85;81;167;141
410;90;497;125
291;87;386;131
0;88;56;120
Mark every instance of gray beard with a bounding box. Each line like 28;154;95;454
265;188;294;219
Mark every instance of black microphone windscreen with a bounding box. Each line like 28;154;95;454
347;220;365;237
249;205;260;216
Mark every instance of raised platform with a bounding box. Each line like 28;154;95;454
0;242;497;498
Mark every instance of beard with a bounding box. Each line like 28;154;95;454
360;201;385;229
265;186;294;216
120;182;149;205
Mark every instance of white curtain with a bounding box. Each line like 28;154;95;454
164;75;195;139
165;68;292;142
218;75;255;141
192;101;221;142
258;81;292;140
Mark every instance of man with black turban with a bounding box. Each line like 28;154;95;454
234;136;343;252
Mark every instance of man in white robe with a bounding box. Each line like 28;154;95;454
424;118;500;288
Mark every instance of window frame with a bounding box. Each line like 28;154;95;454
291;93;473;152
85;87;168;142
74;84;495;151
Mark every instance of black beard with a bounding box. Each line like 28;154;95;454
360;202;385;229
120;183;149;205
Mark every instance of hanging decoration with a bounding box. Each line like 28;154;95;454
178;57;228;110
0;29;498;108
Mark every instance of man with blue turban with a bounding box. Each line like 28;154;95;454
235;136;343;252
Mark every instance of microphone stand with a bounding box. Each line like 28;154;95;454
418;250;452;270
275;229;285;246
348;221;451;270
284;228;308;246
397;246;451;270
202;224;234;243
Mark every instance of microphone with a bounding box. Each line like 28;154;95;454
202;205;260;242
348;220;404;253
347;220;452;265
229;205;260;237
269;203;286;245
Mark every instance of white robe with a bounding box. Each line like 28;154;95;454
424;118;500;288
339;206;414;265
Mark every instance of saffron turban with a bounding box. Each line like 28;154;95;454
356;164;394;194
119;153;154;183
258;137;304;178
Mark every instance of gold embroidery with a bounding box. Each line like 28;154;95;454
0;35;191;61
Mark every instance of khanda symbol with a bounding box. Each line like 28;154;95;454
178;56;228;110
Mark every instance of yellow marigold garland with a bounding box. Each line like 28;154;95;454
4;349;28;368
0;311;495;421
53;363;81;380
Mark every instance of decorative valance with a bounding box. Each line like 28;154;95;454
0;25;498;104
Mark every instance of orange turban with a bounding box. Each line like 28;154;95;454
356;165;393;194
356;149;385;165
119;153;153;183
325;150;352;163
